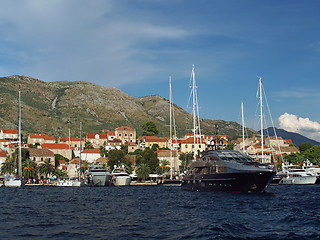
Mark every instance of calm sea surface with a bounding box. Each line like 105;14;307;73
0;185;320;240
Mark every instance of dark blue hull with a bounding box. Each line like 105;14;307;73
181;171;274;193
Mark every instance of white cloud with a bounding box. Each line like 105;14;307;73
278;113;320;141
0;0;191;86
276;88;320;99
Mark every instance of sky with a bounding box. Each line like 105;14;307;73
1;0;320;141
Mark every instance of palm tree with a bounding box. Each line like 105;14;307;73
160;160;170;174
23;159;37;179
1;158;17;175
39;158;55;179
55;169;67;179
80;160;89;175
135;163;151;181
84;141;94;150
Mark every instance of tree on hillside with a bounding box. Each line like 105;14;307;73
107;149;131;172
299;142;312;152
302;145;320;165
137;148;159;173
142;121;159;136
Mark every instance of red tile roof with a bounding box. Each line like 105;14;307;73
81;149;101;154
2;129;18;134
44;135;55;140
140;136;168;142
116;126;134;131
180;138;206;144
284;139;293;145
28;148;55;157
86;133;108;139
29;134;47;138
0;151;7;157
0;139;10;143
29;134;55;141
108;131;115;136
41;143;70;149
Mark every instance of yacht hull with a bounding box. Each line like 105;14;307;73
279;175;317;185
112;176;131;186
182;171;274;193
5;179;25;187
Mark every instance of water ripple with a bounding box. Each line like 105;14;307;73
1;185;320;239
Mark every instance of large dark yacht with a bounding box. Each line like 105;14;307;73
181;150;275;192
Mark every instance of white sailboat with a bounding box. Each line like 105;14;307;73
162;76;181;186
6;85;25;187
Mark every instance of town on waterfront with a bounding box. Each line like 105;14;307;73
1;123;319;187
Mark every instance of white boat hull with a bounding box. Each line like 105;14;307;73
92;175;108;186
112;176;131;186
5;179;25;187
279;175;317;185
55;180;84;187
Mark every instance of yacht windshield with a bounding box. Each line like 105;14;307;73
215;151;255;162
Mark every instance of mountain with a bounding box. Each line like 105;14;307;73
262;127;320;146
0;75;254;139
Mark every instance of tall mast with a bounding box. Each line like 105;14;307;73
241;101;245;154
18;85;22;179
192;64;197;160
169;76;173;180
79;122;82;179
259;77;264;163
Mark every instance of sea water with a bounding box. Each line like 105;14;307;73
0;185;319;239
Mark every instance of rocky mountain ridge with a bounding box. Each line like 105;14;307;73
0;75;251;139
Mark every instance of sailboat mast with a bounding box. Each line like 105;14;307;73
18;85;22;179
241;101;245;154
169;76;173;180
79;122;82;179
192;65;197;160
259;77;264;163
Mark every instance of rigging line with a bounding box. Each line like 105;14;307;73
261;83;284;166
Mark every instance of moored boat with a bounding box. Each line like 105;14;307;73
88;167;111;186
182;150;275;192
5;178;25;187
55;179;84;187
278;169;317;185
111;166;131;186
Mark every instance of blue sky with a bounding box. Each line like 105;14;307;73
1;0;320;141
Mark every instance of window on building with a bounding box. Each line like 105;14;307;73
33;157;36;161
41;157;43;161
130;134;133;137
119;134;122;137
125;134;127;137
